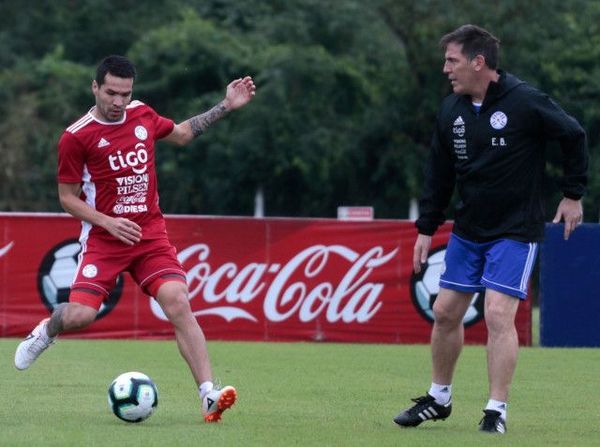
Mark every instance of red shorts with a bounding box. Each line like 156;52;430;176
71;235;185;308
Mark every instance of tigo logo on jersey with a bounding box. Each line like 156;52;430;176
108;143;149;174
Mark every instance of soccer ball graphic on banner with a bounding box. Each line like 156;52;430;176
108;372;158;423
40;241;81;305
410;246;484;327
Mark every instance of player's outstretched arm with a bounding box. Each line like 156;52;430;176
165;76;256;146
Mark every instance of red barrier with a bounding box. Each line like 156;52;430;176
0;213;531;345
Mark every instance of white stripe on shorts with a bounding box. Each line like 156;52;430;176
520;242;538;292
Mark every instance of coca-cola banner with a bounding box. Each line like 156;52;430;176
0;213;531;345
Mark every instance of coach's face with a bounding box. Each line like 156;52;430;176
443;42;479;97
92;73;133;122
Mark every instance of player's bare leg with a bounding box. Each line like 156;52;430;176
47;302;97;336
480;288;519;432
154;280;236;422
484;289;519;401
155;280;212;382
394;288;472;427
431;288;474;385
15;301;97;370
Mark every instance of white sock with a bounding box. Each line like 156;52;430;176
199;381;214;399
485;399;507;420
428;383;452;405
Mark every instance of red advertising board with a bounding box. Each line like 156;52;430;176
0;213;531;345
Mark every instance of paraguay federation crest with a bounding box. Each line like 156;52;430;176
490;111;507;130
135;125;148;140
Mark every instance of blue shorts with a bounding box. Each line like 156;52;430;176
440;233;538;299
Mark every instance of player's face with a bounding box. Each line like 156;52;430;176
92;73;133;122
443;42;477;96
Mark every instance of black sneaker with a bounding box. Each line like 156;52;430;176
393;394;452;427
478;409;507;434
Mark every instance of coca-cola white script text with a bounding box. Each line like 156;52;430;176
150;244;398;324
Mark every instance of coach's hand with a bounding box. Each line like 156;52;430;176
552;197;583;240
413;234;432;274
106;217;142;245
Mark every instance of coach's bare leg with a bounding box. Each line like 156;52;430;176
155;281;212;385
46;302;98;337
484;289;520;402
431;288;474;384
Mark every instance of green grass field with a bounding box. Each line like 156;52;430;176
1;337;599;447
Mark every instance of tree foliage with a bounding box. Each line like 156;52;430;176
0;0;597;220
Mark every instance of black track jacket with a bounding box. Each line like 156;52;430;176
416;70;588;242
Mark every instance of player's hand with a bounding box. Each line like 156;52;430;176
106;217;142;245
222;76;256;111
552;197;583;240
413;234;432;274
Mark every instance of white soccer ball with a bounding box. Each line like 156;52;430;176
411;248;484;326
108;371;158;423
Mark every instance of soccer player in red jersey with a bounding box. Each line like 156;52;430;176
15;55;256;422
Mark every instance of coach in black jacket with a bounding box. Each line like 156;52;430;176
418;70;586;243
393;25;588;434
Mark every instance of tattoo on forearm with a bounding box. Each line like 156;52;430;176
47;303;67;337
189;102;229;138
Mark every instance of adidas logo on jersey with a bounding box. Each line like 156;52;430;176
453;116;465;126
97;138;110;148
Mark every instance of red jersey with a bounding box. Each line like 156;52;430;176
57;100;175;240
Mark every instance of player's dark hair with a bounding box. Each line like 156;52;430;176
95;55;136;86
440;24;500;69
